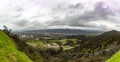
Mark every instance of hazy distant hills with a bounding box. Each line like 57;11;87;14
15;29;104;35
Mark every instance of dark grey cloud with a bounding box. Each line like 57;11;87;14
15;7;24;12
69;3;82;8
14;19;29;27
47;2;114;29
52;2;83;13
68;3;82;9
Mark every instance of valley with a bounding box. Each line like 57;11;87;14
1;28;120;62
13;30;120;62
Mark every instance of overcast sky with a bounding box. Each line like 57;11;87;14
0;0;120;30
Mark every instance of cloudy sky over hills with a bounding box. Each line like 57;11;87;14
0;0;120;30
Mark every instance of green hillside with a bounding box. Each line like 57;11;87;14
0;31;32;62
106;51;120;62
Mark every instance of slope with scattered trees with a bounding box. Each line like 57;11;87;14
0;30;32;62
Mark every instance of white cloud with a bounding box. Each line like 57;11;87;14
0;0;120;30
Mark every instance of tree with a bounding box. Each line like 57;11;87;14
2;25;12;36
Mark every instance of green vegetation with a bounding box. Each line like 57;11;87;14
1;28;120;62
0;31;32;62
106;51;120;62
59;38;67;45
26;39;47;49
23;30;120;62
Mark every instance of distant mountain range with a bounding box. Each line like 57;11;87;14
15;29;105;35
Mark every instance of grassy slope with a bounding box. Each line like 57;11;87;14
106;51;120;62
0;31;32;62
